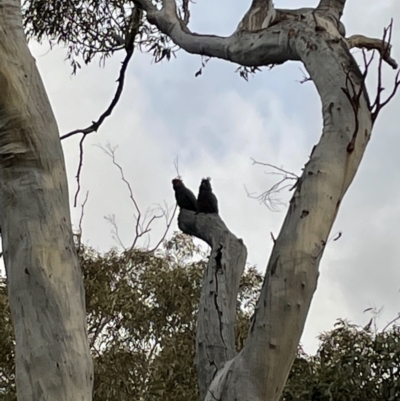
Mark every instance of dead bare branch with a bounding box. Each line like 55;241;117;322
347;29;398;70
97;143;143;248
104;214;126;248
146;203;178;253
247;158;298;210
97;144;176;252
73;133;87;207
251;159;299;177
75;191;89;252
367;21;400;122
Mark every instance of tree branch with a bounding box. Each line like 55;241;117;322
347;34;398;69
61;8;142;141
178;210;247;400
134;0;300;66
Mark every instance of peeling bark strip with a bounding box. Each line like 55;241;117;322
136;0;398;400
237;0;276;32
0;1;93;400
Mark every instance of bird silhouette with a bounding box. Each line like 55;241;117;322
172;178;197;212
197;178;219;214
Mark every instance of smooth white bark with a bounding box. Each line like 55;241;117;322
208;26;372;401
0;1;93;400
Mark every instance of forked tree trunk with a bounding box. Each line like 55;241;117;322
0;1;93;400
134;0;397;400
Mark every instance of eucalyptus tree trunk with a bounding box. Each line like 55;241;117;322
0;1;93;400
135;0;398;400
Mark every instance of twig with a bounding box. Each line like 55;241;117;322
98;143;171;251
98;143;143;247
61;9;142;141
251;159;298;178
75;191;89;251
74;133;87;207
369;21;400;122
66;8;142;207
347;29;398;70
298;67;311;84
146;204;178;253
382;313;400;332
246;159;298;211
174;156;181;178
104;214;126;248
79;191;90;234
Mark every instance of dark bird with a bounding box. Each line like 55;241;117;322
197;178;219;214
172;178;197;212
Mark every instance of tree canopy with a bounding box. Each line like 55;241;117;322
23;0;175;73
1;233;399;401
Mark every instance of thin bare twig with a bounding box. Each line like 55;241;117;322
75;191;89;251
97;143;143;248
147;203;178;253
173;156;181;179
382;313;400;332
247;158;298;210
298;67;311;84
79;191;90;234
369;21;400;122
251;159;298;178
74;134;87;207
66;9;142;207
104;214;126;248
347;24;398;70
98;144;174;252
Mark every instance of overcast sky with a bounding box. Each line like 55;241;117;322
28;0;400;353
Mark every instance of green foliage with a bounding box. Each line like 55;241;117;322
22;0;176;72
0;232;260;400
0;278;15;401
1;233;400;400
82;232;260;400
282;320;400;401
